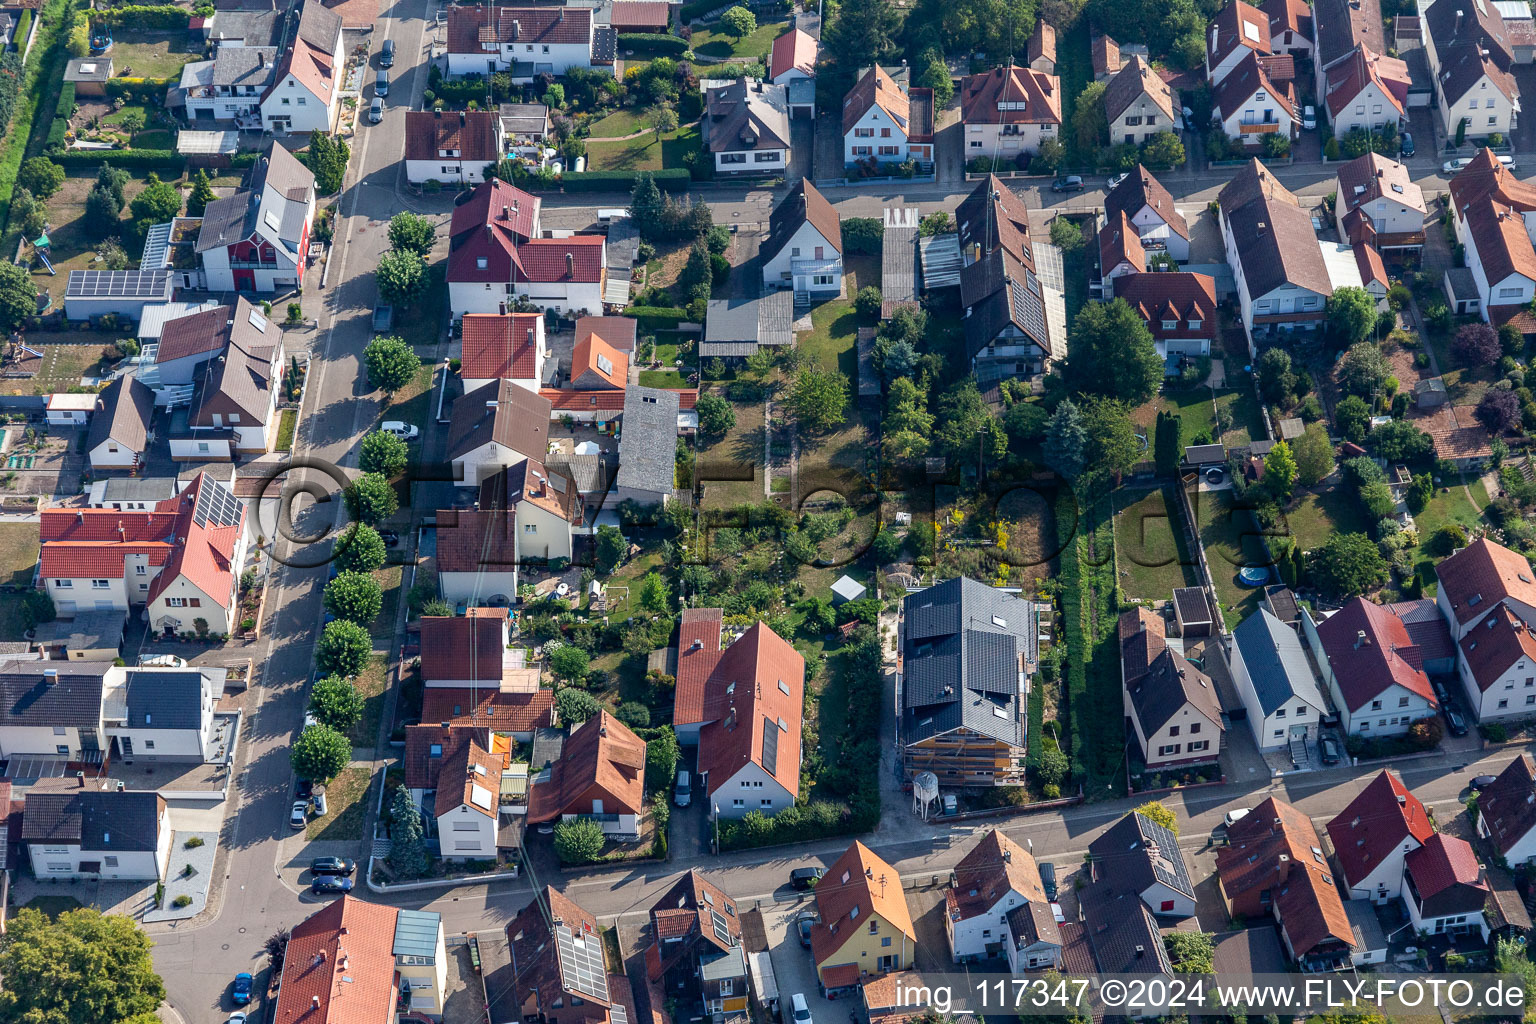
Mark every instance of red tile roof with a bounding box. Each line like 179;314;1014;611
959;65;1062;126
1323;47;1408;118
1314;597;1437;710
273;896;400;1024
435;728;502;818
1458;603;1536;691
527;710;646;822
769;28;816;80
1114;272;1219;344
537;387;698;411
1208;0;1271;73
448;178;540;282
405;109;502;164
514;236;605;284
672;607;724;724
1099;209;1145;274
420;611;509;683
608;1;671;29
949;829;1047;921
1435;537;1536;626
576;316;638;353
434;507;518;575
1353;241;1388;290
1325;769;1433;891
447;6;593;52
1218;797;1353;958
572;334;627;389
420;686;555;732
462;313;543;381
1405;832;1487;901
697;621;806;799
403;722;484;789
810;841;915;966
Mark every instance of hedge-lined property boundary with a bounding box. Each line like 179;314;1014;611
54;148;184;169
95;4;191;27
45;81;74;151
0;0;76;244
562;168;691;192
618;32;687;55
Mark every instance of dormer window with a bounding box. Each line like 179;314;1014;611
1188;319;1202;329
1162;319;1177;330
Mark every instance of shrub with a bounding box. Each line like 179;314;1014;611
618;32;688;54
564;169;692;192
553;818;606;864
172;895;193;908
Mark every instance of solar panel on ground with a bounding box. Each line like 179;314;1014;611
555;925;609;1002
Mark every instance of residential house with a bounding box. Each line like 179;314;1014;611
769;28;816;84
1104;164;1191;261
671;607;725;745
1322;46;1410;139
148;296;274;386
403;723;504;859
1218;160;1334;345
1326;769;1434;902
1098;210;1145;295
1027;20;1057;73
1423;403;1499;469
1475;753;1536;866
809;841;916;993
577;314;637;353
702;79;791;174
1112;272;1218;375
1207;0;1272;84
460;312;547;394
1119;608;1224;771
899;577;1035;787
645;871;748;1021
761;181;844;301
444;6;606;79
171;309;285;459
273;897;447;1024
1455;603;1536;721
1420;0;1520;140
1229;608;1330;752
1435;534;1536;639
1077;881;1176;978
696;622;804;819
956;175;1067;380
613;385;679;507
434;506;520;606
405;109;504;185
1086;809;1197;918
1264;0;1315;58
504;889;637;1024
447;379;552;487
959;65;1062;163
1311;0;1391;128
1334;153;1427;252
1217;796;1357;970
527;710;646;839
1403;834;1491;939
40;473;247;636
22;789;169;881
842;65;935;169
1213;51;1297;145
946;829;1058;967
196;143;316;293
419;611;515;688
85;376;155;471
499;102;551;162
1103;56;1175;146
569;333;626;389
180;46;277;125
1306;597;1440;736
479;460;584;563
258;2;344;132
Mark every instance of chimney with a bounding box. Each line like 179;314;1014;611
558;7;564;19
312;997;321;1010
512;18;520;39
566;252;574;277
1135;945;1146;957
76;509;83;524
460;110;466;124
1276;854;1291;883
1455;9;1464;35
502;205;510;220
1355;629;1368;648
435;108;442;118
43;669;56;683
1002;848;1011;862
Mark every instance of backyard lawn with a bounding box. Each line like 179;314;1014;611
1408;476;1488;590
1188;484;1272;626
30;171;156;307
109;29;205;79
0;522;38;641
1132;390;1213;446
1215;388;1266;446
585;124;700;171
276;408;297;451
687;17;789;60
1279;484;1373;553
348;655;391;747
307;765;372;841
1113;486;1199;602
699;387;763;508
587;107;650;138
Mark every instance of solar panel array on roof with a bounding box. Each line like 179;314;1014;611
66;270;173;298
966;631;1020;695
760;718;778;775
711;908;733;947
192;478;242;528
555;925;609;1002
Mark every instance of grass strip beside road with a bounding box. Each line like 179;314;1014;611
0;0;76;248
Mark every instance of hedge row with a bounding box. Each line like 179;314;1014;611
1057;488;1087;789
15;10;31;51
54;148;184;169
44;81;73;152
230;151;259;168
679;0;718;21
96;5;190;27
104;76;176;104
621;305;687;327
562;167;690;192
618;32;687;55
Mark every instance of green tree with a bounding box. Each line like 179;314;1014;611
549;644;591;683
1256;348;1295;406
823;0;899;68
1265;440;1297;499
324;570;383;625
1068;298;1164;405
638;571;670;613
645;725;680;791
292;724;351;781
1154;409;1181;476
555;686;603;724
696;392;735;438
1083;398;1139;484
649;102;679;144
388;786;430;877
1164;931;1215;973
631;172;664;237
1292;422;1334;486
617;701;650;728
596;524;625;573
1328;287;1379;346
1407;472;1434;515
1032;137;1065;173
884;377;934;460
0;262;36;332
721;4;756;36
309;675;365;731
1310;532;1389;598
335;523;387;574
129;172;181;226
0;907;166;1024
1140;131;1185;170
305;133;351;194
1043;399;1086;479
1071;80;1109;155
916;50;953;108
377;249;428;304
1428;523;1469;556
186;169;216;217
553;817;607;864
1049;216;1084;253
1366;419;1432;461
387;212;436;255
84;185;123;237
96;163;129;206
18;156;63;199
788;366;849;433
1334;394;1372;442
316;618;372;677
364;335;419;392
1495;938;1536;1022
345;472;399;524
854;284;883;318
359;430;410;476
1133;800;1178;835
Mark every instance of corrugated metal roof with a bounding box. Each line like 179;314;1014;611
919;233;962;289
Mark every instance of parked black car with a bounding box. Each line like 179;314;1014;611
1039;862;1058;901
1445;705;1469;736
1319;735;1341;765
1471;775;1499;790
311;875;354;895
795;913;815;948
789;867;825;890
311;857;355;876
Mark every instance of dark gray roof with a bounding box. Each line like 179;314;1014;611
210;45;276;87
1173;587;1211;624
1088;811;1196;900
544;452;615;495
196;193;250;252
64;58;113;83
592;23;617;62
1127;647;1223;735
1078;881;1175;974
1233;608;1327;716
294;1;343;50
1006;900;1062;949
901;577;1036;748
30;611;126;654
702;79;790;153
498;102;550;136
87;376;155;455
21;791;163;851
616;386;680;494
98;476;178;502
208;9;281;45
125;670;205;730
195;144;313;254
0;661;107;726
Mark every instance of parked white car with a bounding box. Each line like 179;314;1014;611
381;420;418;441
790;994;813;1024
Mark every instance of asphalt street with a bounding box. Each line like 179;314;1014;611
142;11;1515;1021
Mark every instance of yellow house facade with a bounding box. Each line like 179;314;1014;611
809;841;916;992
